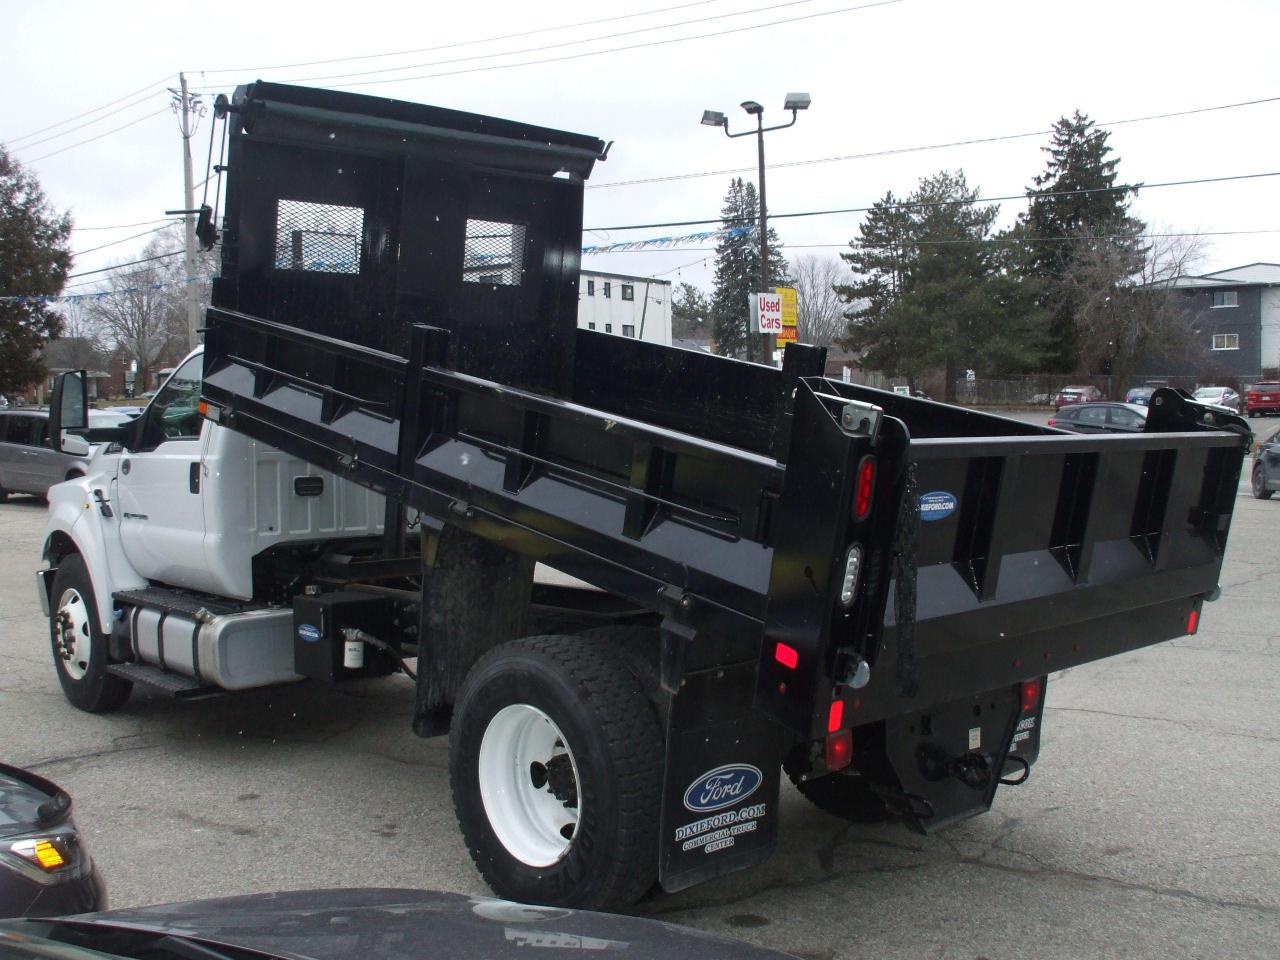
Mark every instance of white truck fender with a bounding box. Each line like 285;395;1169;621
41;471;147;636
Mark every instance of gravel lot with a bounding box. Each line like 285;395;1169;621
1;473;1276;960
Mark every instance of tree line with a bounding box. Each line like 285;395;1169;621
3;115;1201;401
676;112;1201;400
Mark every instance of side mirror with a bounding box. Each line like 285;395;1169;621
61;434;91;457
48;370;88;454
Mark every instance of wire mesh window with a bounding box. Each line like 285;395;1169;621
463;219;526;286
274;200;364;274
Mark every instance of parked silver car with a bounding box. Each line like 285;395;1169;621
1193;385;1241;413
0;410;134;501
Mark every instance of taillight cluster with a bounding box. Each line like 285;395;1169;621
1021;678;1041;712
853;456;876;521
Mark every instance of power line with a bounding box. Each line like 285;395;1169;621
72;225;174;258
581;228;1280;253
66;249;184;280
26;108;170;163
283;0;825;86
5;72;172;146
584;170;1280;232
587;94;1280;190
11;91;167;153
74;217;180;233
194;0;726;74
331;0;903;89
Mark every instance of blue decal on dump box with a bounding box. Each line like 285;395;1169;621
919;491;957;522
297;623;322;643
683;764;763;813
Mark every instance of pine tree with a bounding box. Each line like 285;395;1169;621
671;282;711;340
709;178;789;360
835;191;914;372
0;146;72;396
838;171;1047;399
1020;112;1145;371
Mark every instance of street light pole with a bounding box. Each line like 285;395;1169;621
755;110;769;365
701;93;810;365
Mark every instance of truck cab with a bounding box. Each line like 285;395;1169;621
38;350;386;706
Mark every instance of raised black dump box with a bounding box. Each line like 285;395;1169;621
200;81;1248;907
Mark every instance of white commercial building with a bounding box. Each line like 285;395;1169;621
577;271;672;346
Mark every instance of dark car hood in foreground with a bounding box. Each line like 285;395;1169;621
28;888;793;959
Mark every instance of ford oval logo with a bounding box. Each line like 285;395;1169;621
682;764;763;813
297;624;322;643
919;491;957;522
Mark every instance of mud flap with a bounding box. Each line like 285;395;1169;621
882;683;1024;834
658;661;782;893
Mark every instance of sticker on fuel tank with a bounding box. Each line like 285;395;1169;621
919;491;957;521
682;763;763;813
297;624;322;643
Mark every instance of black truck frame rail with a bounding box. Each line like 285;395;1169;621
201;307;1247;742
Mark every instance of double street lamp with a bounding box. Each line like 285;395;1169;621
702;93;811;364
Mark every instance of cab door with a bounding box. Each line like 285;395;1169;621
117;354;210;587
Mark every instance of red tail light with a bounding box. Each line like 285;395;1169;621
825;729;853;771
827;699;844;733
853;456;876;520
1021;678;1041;712
774;642;799;669
1187;607;1199;635
1046;418;1057;426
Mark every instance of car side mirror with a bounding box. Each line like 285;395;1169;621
61;434;91;457
48;370;88;454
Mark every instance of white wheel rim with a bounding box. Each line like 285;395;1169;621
55;588;92;681
478;704;581;867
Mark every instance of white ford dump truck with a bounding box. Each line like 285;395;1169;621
37;81;1248;911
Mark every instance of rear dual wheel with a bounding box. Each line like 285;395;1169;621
449;635;662;910
787;768;893;823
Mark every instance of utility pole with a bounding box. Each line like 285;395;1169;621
173;73;202;352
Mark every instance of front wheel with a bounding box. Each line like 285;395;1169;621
1253;465;1274;500
49;554;132;713
449;635;662;910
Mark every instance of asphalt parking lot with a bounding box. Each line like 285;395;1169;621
2;463;1277;960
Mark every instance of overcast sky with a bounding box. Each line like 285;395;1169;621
4;0;1278;296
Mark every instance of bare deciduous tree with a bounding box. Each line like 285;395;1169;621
83;231;188;391
55;301;108;370
1065;229;1204;396
791;254;848;348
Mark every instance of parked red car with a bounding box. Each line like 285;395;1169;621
1247;381;1280;418
1054;385;1104;410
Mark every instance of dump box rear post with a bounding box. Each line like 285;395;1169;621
195;81;1248;905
